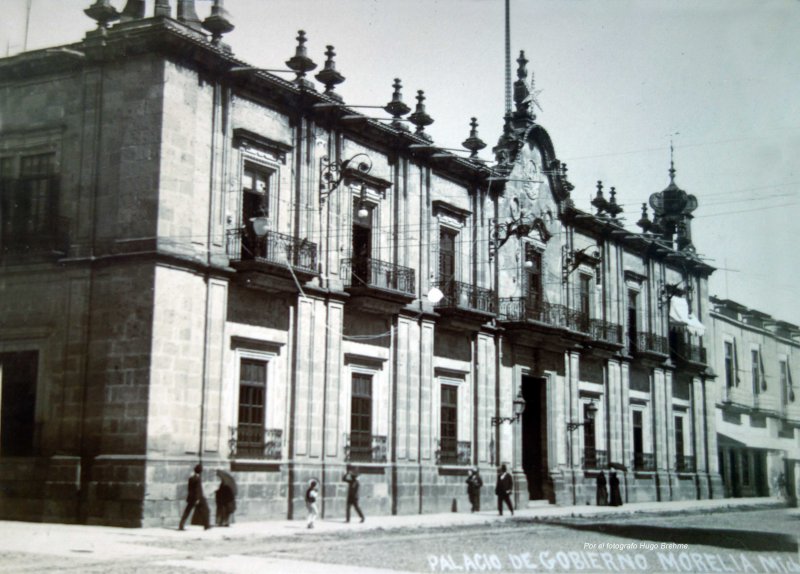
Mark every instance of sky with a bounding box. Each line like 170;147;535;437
2;0;799;324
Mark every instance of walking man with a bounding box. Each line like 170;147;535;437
343;470;365;523
466;468;483;512
306;479;319;529
179;464;210;530
495;464;514;516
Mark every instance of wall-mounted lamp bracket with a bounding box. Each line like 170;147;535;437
562;244;601;283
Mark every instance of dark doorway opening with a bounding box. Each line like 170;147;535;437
521;375;549;501
0;350;38;456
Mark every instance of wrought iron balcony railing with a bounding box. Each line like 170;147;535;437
226;228;318;274
431;280;495;315
590;319;623;345
1;214;70;256
341;257;415;297
582;447;608;469
498;298;591;334
437;439;472;466
228;426;283;460
675;454;695;473
631;331;669;355
669;328;707;364
345;433;387;463
633;452;655;471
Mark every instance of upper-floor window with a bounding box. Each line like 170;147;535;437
724;341;735;388
525;246;543;308
439;228;457;283
579;274;591;318
781;360;794;404
627;290;639;351
751;349;762;395
0;152;61;255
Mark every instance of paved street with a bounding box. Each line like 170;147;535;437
0;499;797;573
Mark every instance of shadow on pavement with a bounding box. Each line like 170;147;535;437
542;522;797;553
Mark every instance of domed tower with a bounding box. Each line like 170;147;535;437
647;146;698;252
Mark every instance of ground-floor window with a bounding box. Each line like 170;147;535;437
439;384;458;464
236;358;268;458
350;373;373;462
0;350;38;456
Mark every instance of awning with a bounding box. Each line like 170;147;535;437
670;296;706;337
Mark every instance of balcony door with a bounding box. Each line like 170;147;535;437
241;164;271;260
525;247;542;309
352;200;372;286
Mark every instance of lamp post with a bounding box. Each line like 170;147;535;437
565;399;598;505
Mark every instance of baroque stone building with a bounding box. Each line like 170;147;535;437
0;0;722;527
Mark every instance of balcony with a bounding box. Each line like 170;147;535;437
630;331;669;358
226;228;318;291
341;257;416;312
582;447;608;470
1;214;69;258
431;280;496;327
498;298;585;330
345;433;387;463
675;454;695;473
228;426;283;460
669;328;707;366
589;319;623;347
633;452;655;471
437;439;472;466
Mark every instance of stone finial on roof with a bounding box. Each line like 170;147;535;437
84;0;120;30
384;78;411;132
607;187;623;219
462;118;487;158
591;181;606;215
154;0;171;17
177;0;202;31
202;0;234;45
285;30;317;88
409;90;434;142
315;45;345;102
120;0;145;22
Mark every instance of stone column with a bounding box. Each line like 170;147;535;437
177;0;202;30
651;367;670;501
154;0;171;17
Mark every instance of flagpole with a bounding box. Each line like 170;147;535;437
505;0;511;116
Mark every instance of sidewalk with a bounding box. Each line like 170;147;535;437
0;497;786;563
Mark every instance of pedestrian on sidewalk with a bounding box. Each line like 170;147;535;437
495;464;514;516
179;464;210;531
596;470;608;506
609;470;623;506
214;470;236;527
466;468;483;512
343;471;365;523
306;479;319;529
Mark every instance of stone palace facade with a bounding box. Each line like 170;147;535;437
0;0;738;526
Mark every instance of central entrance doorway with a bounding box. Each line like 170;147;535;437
521;375;550;501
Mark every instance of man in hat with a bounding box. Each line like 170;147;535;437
179;464;210;530
343;470;365;523
495;464;514;516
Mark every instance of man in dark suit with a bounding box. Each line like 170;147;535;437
179;463;210;530
495;464;514;516
343;471;365;523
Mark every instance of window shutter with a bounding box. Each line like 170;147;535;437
759;346;767;391
733;339;740;386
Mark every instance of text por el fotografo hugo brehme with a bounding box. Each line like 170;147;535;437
426;542;800;573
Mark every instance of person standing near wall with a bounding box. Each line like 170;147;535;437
466;468;483;512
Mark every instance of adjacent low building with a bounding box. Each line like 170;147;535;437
710;297;800;501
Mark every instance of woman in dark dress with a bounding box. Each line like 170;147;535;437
214;470;236;526
609;470;623;506
596;471;608;506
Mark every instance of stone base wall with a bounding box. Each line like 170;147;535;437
0;456;81;524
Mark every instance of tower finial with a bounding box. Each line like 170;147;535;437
669;139;676;183
504;0;511;115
